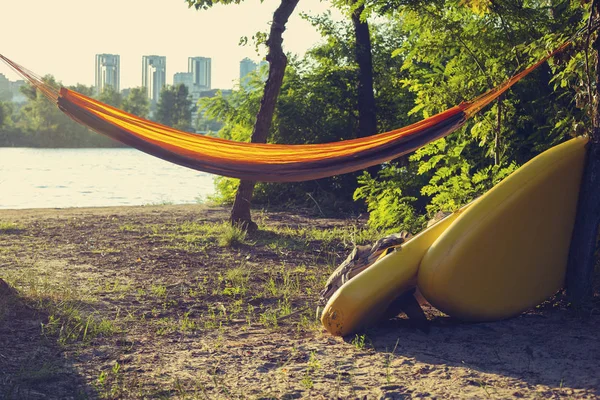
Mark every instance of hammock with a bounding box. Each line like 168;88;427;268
0;43;568;182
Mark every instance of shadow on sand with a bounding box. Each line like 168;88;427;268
356;302;600;395
0;279;94;400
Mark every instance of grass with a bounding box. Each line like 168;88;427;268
3;264;120;345
351;334;369;350
217;222;247;247
0;221;24;233
0;208;397;398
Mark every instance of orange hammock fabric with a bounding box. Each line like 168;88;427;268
0;43;569;182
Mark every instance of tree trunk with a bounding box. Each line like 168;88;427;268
566;4;600;306
351;2;378;139
230;0;300;231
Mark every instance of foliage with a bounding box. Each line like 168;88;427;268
0;77;120;147
98;86;123;108
0;101;7;128
353;163;428;233
155;84;194;132
70;84;95;97
353;0;588;230
122;87;150;119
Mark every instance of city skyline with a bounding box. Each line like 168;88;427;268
0;0;341;91
1;54;272;104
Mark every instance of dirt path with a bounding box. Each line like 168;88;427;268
0;205;599;399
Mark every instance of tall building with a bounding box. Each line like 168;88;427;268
188;57;211;90
239;58;257;81
142;55;166;106
240;58;268;88
173;72;193;92
95;54;120;95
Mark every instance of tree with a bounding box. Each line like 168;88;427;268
70;84;95;97
10;76;120;147
350;1;377;139
0;91;12;102
201;17;416;215
566;0;600;306
188;0;300;231
98;86;122;108
0;102;6;129
122;87;150;119
353;0;584;231
155;84;193;131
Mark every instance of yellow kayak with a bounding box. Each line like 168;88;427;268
418;136;588;320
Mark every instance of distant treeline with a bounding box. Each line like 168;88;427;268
0;79;210;148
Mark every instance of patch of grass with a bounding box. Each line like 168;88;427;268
259;308;279;329
155;317;177;336
217;222;247;247
99;279;132;297
42;308;119;345
146;199;174;206
264;277;278;297
4;263;119;345
222;264;251;297
150;284;167;298
351;334;368;350
301;371;314;389
0;221;24;233
301;351;321;390
118;224;138;232
95;361;126;399
179;311;197;332
384;339;400;384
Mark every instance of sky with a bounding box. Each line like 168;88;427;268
0;0;342;90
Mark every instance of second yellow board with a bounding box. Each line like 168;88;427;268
418;136;588;320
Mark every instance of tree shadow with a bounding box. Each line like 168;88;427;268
0;283;96;399
356;302;600;394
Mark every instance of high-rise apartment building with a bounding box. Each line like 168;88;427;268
239;58;257;81
240;58;268;88
95;54;120;95
188;57;211;90
257;60;269;72
142;55;167;106
173;72;193;91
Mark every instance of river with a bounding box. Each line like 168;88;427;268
0;148;216;209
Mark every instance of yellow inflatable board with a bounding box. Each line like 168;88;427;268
321;205;472;336
418;136;588;321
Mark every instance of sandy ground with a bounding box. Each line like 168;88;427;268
0;204;599;399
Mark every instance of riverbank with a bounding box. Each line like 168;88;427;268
1;204;599;399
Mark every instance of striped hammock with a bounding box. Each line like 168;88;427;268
0;43;568;182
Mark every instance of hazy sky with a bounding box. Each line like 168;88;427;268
0;0;341;90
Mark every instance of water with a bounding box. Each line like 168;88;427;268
0;148;216;209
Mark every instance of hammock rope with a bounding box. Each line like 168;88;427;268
0;40;571;182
